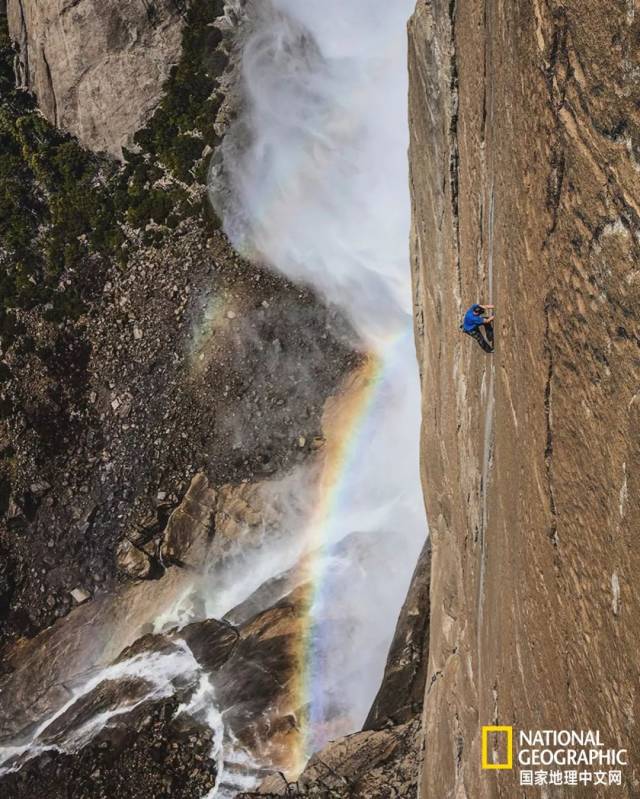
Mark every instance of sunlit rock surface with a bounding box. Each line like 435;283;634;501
7;0;188;156
409;0;640;796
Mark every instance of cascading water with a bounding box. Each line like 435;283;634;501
0;644;218;773
209;0;424;770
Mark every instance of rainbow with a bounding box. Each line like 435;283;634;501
290;328;411;774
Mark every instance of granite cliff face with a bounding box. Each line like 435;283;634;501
409;0;640;796
7;0;187;156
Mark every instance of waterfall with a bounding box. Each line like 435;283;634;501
209;0;424;767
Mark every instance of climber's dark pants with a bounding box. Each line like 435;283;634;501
465;323;493;353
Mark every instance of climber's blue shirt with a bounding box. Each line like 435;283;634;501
462;306;485;332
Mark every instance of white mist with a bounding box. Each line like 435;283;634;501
210;0;425;758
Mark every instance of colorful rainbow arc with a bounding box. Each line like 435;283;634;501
290;328;411;774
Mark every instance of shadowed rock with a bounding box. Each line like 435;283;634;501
252;719;421;798
364;537;431;730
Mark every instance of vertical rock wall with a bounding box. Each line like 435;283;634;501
7;0;186;156
409;0;640;796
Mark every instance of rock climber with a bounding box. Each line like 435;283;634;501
461;303;495;353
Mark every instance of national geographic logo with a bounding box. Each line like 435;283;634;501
481;727;628;788
482;726;513;770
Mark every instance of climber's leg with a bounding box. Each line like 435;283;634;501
484;322;494;347
466;327;493;353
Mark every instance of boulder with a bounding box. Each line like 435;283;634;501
125;504;166;547
69;586;91;604
159;473;216;567
116;539;152;581
180;617;239;672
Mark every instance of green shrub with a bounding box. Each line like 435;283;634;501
0;0;225;346
131;0;226;181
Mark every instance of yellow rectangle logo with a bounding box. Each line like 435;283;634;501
482;726;513;770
